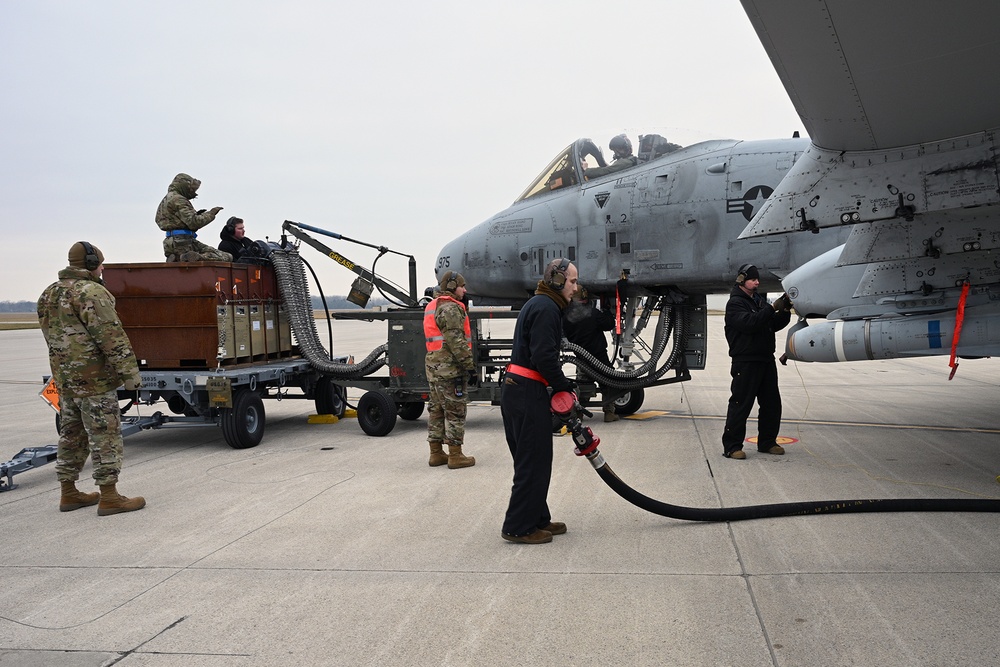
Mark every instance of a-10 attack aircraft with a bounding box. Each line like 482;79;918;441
434;132;851;406
435;1;1000;404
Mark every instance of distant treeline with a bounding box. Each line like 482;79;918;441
1;296;388;313
1;301;35;313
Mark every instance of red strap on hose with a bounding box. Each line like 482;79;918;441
615;285;622;335
948;280;970;380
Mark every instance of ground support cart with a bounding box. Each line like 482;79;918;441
38;358;348;451
321;308;601;437
122;357;347;449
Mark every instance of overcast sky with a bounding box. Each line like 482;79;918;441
0;0;802;304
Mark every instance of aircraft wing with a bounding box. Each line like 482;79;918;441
739;1;1000;365
740;0;1000;151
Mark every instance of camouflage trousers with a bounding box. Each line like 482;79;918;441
55;390;124;486
426;378;468;446
163;236;232;262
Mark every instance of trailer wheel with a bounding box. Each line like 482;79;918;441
315;376;346;417
357;390;397;436
221;389;266;449
396;401;425;421
613;388;645;416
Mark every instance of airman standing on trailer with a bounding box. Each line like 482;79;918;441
155;173;232;262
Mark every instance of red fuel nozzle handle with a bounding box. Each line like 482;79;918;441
550;391;577;417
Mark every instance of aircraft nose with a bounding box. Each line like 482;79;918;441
435;237;463;282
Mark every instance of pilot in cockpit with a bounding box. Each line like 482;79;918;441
583;134;638;179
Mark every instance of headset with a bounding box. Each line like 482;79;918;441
546;258;571;289
78;241;101;271
224;217;242;234
736;263;756;284
441;270;459;292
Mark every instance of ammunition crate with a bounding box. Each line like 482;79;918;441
103;262;296;369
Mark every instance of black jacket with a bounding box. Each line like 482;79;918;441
510;294;574;393
563;301;614;366
219;228;255;259
724;285;791;361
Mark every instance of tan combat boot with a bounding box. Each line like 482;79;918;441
428;441;449;467
59;480;100;512
98;484;146;516
447;444;475;469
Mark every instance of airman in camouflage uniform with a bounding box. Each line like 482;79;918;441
37;242;147;515
424;271;476;468
155;173;233;262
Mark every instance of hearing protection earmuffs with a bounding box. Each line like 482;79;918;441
736;263;756;285
79;241;101;271
546;258;570;289
443;271;459;291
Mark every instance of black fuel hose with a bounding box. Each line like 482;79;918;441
583;450;1000;522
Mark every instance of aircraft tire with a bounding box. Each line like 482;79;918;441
613;388;645;416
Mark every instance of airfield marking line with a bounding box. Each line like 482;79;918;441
637;411;1000;435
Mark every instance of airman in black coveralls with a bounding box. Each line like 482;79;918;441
501;258;579;544
722;264;792;459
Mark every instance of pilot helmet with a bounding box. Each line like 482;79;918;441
609;134;632;157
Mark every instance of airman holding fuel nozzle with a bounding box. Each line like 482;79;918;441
500;258;579;544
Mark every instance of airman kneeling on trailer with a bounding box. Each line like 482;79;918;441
424;271;476;469
37;242;146;515
155;173;233;262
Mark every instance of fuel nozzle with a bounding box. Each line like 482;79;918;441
550;391;600;457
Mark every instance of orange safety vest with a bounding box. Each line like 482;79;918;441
424;296;472;352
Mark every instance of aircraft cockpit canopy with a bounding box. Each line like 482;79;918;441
514;134;681;203
514;140;599;203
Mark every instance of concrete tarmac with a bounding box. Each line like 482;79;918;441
2;315;999;666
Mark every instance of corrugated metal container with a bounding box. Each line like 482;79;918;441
103;262;296;369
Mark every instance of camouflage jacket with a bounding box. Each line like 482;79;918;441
37;267;141;398
424;292;474;382
155;173;219;232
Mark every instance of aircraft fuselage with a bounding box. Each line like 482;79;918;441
437;137;850;305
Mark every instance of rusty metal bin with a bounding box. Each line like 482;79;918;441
104;262;293;369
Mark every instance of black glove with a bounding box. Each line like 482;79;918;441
557;379;578;397
772;293;792;312
467;369;478;386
